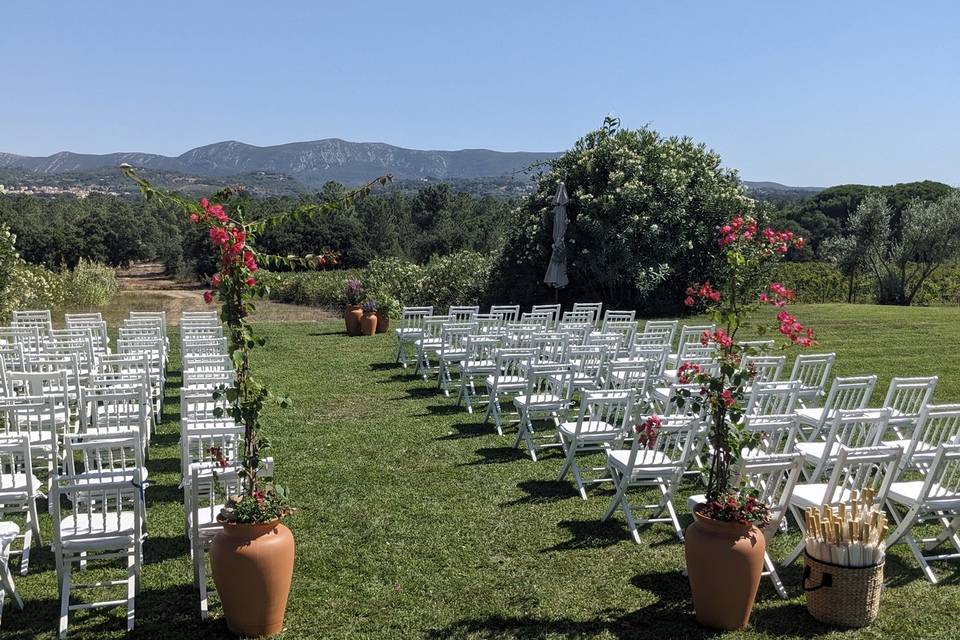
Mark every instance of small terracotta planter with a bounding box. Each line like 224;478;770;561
210;519;295;637
374;312;390;334
344;304;363;336
359;312;378;336
685;509;765;630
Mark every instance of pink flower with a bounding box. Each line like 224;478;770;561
190;213;199;223
245;277;256;287
203;290;213;304
211;273;222;288
721;388;734;407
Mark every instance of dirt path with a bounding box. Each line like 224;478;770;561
110;262;334;324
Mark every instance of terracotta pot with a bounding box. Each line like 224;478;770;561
344;304;363;336
210;520;295;637
359;312;378;336
685;510;765;630
374;312;390;334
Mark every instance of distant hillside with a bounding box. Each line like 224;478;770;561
742;180;824;202
0;139;559;188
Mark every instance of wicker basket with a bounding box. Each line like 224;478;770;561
803;551;884;627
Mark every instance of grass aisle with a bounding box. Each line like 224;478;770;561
4;304;960;638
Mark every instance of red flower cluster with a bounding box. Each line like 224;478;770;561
720;388;735;407
677;361;702;383
777;310;814;347
719;215;805;255
209;445;228;470
700;489;770;525
191;197;261;304
684;281;721;307
634;414;662;449
700;328;733;349
758;282;796;307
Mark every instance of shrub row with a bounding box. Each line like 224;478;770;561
259;251;496;315
772;261;960;306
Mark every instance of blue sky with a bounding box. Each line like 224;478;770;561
1;1;957;186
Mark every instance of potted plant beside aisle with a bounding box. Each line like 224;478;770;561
674;216;811;630
359;298;378;335
344;278;364;336
122;164;389;637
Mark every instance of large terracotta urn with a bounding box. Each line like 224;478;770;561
359;312;378;336
374;311;390;334
344;304;363;336
210;520;295;637
685;510;765;630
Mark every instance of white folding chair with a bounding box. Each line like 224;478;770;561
796;375;877;441
783;445;902;566
455;335;501;413
482;350;534;435
413;315;451;379
52;470;144;637
435;323;477;396
531;304;561;329
394;306;433;368
448;306;479;322
557;389;633;499
885;444;960;583
796;408;891;480
881;376;938;439
666;324;715;368
188;462;242;619
603;415;699;543
745;380;801;417
0;435;42;576
642;319;678;346
741;354;786;384
892;404;960;472
512;363;574;461
0;519;24;620
789;353;836;408
572;302;603;326
489;305;520;323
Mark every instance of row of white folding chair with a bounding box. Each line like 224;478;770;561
0;435;43;576
64;314;109;356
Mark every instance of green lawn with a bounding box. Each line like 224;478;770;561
4;303;960;639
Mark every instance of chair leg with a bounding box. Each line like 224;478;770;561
126;551;137;632
198;550;210;620
764;552;788;598
58;560;71;639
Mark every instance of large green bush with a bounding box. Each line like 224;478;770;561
261;251;495;314
0;224;120;320
491;122;757;313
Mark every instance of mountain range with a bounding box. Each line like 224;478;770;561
0;138;823;199
0;139;558;188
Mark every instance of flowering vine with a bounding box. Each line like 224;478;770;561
674;215;811;516
122;164;389;520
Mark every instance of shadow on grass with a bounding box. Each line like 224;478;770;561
435;422;490;441
542;519;633;552
425;570;722;639
463;446;528;466
369;361;401;371
502;480;575;506
307;329;346;337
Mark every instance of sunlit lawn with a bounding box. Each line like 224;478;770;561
4;303;960;639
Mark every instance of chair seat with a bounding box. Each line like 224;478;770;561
607;449;676;473
396;328;424;339
558;420;618;440
71;468;149;486
796;407;827;427
651;387;670;404
791;483;853;510
459;359;496;372
513;394;564;410
795;441;836;464
0;521;19;550
187;505;225;536
486;375;526;391
0;473;42;497
439;350;467;362
889;481;960;509
661;370;679;385
60;512;137;549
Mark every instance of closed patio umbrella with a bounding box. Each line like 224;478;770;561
543;182;569;289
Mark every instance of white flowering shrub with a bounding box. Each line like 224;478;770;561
492;123;761;313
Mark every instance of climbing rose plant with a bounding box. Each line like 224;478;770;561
672;215;810;522
122;165;389;522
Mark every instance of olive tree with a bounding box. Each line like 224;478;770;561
491;121;758;312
